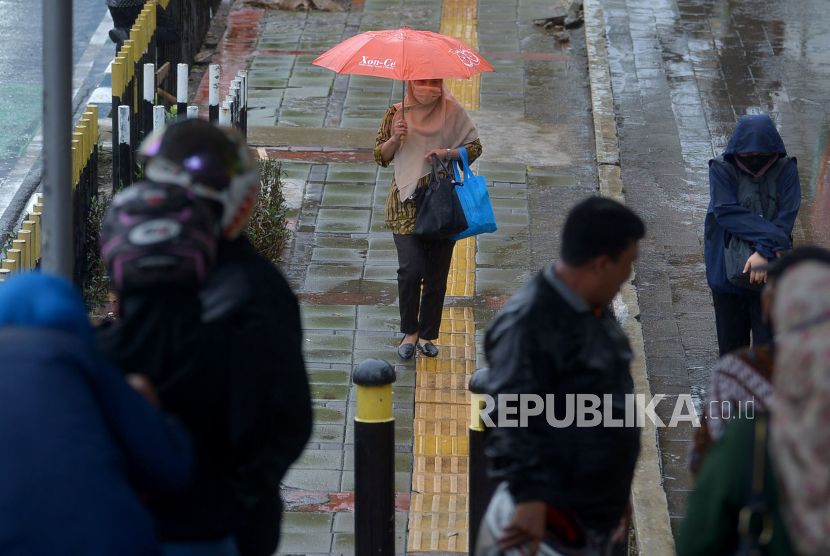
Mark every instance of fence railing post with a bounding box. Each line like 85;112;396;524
353;358;396;556
469;367;497;553
117;105;132;190
142;63;155;139
177;63;188;121
230;79;240;130
219;102;231;126
209;64;220;123
153;105;166;132
237;70;248;137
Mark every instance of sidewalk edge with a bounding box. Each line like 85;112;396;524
583;0;677;554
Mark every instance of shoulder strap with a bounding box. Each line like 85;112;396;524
737;414;774;552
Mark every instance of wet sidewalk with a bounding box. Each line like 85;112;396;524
198;0;599;553
597;0;830;535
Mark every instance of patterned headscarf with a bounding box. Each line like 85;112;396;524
771;262;830;555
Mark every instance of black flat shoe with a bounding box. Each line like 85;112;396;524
398;342;416;360
416;341;439;357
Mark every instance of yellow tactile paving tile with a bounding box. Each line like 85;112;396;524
414;434;470;457
410;0;481;551
413;454;469;476
440;0;481;112
412;469;468;495
408;495;469;552
446;236;476;297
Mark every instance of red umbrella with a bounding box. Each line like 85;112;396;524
312;27;494;81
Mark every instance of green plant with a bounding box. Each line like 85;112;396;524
247;158;290;263
83;191;112;315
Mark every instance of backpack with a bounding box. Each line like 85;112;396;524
711;156;790;291
101;181;219;293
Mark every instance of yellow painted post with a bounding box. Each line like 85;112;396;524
12;239;28;269
72;139;81;188
76;126;88;172
112;60;125;99
2;253;19;272
85;107;99;146
17;230;33;269
23;218;39;263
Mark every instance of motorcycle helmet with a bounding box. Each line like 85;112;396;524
138;119;259;238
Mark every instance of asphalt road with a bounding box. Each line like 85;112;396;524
0;0;107;182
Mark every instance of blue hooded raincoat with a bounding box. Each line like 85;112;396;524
0;272;192;556
704;115;801;295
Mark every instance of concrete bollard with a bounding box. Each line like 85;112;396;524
117;105;132;190
353;358;396;556
186;106;199;119
177;63;188;121
153;105;166;132
209;64;220;124
469;367;497;553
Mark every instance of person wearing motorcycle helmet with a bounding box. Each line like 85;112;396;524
99;120;312;556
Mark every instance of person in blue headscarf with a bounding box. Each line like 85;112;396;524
0;272;192;556
704;114;801;355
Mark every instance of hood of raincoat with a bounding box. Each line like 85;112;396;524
723;114;787;158
0;272;94;348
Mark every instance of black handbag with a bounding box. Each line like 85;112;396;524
413;155;468;240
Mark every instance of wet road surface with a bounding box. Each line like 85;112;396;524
0;0;107;182
600;0;830;532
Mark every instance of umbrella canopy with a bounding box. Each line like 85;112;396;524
311;27;494;80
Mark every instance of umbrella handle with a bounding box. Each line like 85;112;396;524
401;81;406;143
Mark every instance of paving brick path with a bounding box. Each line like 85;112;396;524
204;0;599;552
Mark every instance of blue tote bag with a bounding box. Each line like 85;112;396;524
451;146;498;241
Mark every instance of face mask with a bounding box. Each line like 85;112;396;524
738;154;774;174
412;85;441;104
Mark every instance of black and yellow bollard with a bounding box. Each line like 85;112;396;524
469;367;497;553
353;358;396;556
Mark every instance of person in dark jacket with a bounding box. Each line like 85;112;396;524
98;121;312;556
106;0;178;50
704;114;801;356
0;272;192;556
482;197;645;555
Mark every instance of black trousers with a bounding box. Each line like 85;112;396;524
393;234;456;341
235;494;281;556
711;291;772;356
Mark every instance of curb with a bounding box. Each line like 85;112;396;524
583;0;677;554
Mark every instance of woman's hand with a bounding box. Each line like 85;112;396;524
743;251;769;284
424;148;453;161
392;118;408;143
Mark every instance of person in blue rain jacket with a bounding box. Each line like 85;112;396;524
0;272;192;556
704;114;801;355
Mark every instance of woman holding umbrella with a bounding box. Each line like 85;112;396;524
375;79;481;359
312;27;493;359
